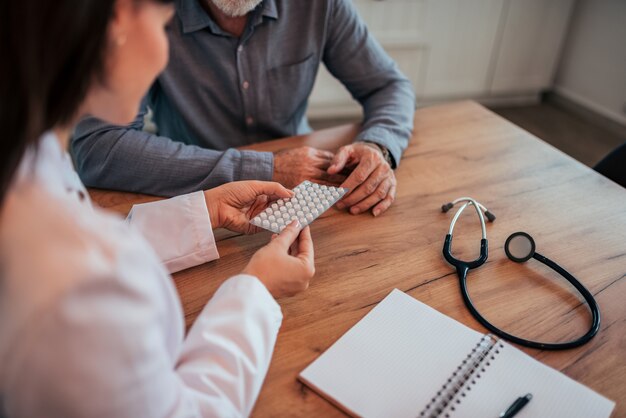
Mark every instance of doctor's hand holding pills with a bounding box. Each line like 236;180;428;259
243;221;315;298
204;180;294;235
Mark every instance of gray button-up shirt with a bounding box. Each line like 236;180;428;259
72;0;415;197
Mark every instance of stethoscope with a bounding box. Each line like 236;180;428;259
441;197;601;350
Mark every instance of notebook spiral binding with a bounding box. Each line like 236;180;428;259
418;334;504;418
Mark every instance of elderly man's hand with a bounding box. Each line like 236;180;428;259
273;146;347;188
327;142;396;217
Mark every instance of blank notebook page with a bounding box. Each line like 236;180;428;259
299;289;615;418
299;289;483;417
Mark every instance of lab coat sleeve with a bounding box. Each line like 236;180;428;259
176;274;283;416
5;273;281;418
126;190;219;273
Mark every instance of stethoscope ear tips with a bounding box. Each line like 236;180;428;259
441;200;496;222
505;232;536;263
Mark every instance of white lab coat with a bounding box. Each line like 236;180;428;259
0;133;282;417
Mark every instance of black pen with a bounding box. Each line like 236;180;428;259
499;393;533;418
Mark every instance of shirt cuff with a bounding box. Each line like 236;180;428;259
355;127;404;169
238;150;274;181
127;191;219;274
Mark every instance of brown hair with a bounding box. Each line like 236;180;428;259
0;0;173;203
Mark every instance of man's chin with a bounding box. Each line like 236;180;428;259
210;0;263;17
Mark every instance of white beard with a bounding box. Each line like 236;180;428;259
210;0;264;17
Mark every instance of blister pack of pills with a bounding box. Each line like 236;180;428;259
249;181;348;234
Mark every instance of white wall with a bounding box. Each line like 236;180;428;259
554;0;626;126
308;0;577;119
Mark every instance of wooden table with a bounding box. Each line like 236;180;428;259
91;101;626;417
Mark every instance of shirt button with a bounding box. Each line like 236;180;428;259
246;116;254;125
242;81;250;90
237;45;244;53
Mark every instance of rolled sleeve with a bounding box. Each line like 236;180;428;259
127;191;219;273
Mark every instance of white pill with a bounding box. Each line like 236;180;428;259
332;191;339;198
262;219;270;227
270;222;278;229
294;204;301;211
313;197;320;204
297;210;304;217
277;218;284;225
280;206;287;213
282;212;290;220
286;201;293;208
271;203;278;210
260;212;268;219
312;208;319;216
299;217;307;225
306;213;314;220
268;215;276;222
288;208;295;215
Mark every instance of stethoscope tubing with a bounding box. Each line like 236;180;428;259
442;198;601;350
454;250;601;350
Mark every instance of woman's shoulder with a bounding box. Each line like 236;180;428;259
0;183;184;416
2;179;145;284
0;178;177;338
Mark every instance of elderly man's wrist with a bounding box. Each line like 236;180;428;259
363;141;393;167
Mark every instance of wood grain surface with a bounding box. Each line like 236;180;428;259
90;101;626;417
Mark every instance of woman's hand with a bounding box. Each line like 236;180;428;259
204;181;293;234
243;221;315;298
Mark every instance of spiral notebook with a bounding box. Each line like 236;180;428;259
298;289;615;418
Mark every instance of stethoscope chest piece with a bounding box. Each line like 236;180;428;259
504;232;535;263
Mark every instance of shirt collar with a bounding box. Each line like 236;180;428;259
260;0;278;20
179;0;278;35
16;132;87;200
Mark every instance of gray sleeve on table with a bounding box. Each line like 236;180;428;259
71;100;273;197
